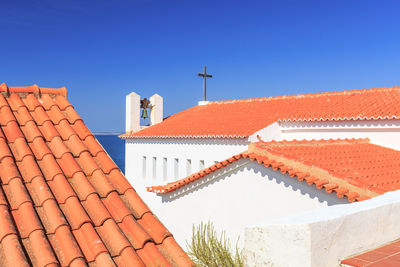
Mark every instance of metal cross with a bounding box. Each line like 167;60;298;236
198;65;212;101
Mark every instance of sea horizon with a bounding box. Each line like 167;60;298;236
94;133;125;173
93;132;123;135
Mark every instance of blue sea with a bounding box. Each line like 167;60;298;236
94;133;125;173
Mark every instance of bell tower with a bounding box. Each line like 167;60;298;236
125;92;163;133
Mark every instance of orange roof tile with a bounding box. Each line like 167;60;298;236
341;239;400;266
121;86;400;139
148;138;400;202
0;83;192;266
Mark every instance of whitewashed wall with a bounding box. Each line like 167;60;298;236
244;190;400;267
137;159;349;248
251;120;400;150
125;138;248;184
125;119;400;188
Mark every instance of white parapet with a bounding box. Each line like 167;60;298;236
126;92;141;132
150;94;163;125
244;190;400;267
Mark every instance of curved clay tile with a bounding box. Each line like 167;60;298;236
0;86;193;266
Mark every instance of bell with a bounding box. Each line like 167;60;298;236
141;108;149;119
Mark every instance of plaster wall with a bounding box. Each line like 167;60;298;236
124;138;248;184
136;160;348;248
251;120;400;150
244;190;400;267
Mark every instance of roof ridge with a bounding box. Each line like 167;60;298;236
258;138;371;148
0;83;68;98
207;86;400;105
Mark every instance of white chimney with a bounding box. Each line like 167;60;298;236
198;100;210;105
150;94;163;125
126;92;140;132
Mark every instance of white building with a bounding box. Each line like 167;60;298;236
120;86;400;249
146;138;400;247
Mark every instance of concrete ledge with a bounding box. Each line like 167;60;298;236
244;190;400;267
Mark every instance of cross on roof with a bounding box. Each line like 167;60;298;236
198;65;212;101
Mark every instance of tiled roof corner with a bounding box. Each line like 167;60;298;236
0;85;192;266
0;83;68;98
121;86;400;139
148;138;400;202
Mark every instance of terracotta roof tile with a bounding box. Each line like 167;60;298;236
121;86;400;139
71;120;92;140
0;157;20;184
341;239;400;266
118;215;152;249
2;178;31;209
0;83;192;266
72;222;107;262
107;169;133;194
113;246;145;267
0;205;17;242
0;106;16;126
94;151;119;174
13;106;34;127
137;212;172;244
20;121;43;142
69;171;97;201
63;106;82;124
47;174;75;204
136;242;170;266
121;188;151;219
77;151;101;176
95;219;131;257
48;226;85;266
36;199;68;234
47;105;67;125
83;135;105;157
22;229;59;266
157;236;194;266
0;234;29;266
148;138;400;202
37;154;62;181
29;137;52;160
54;94;72;110
102;191;131;223
18;155;43;183
38;120;60;141
3;121;24;142
81;193;112;227
12;202;42;238
88;252;115;267
59;196;91;230
64;134;88;157
55;120;76;141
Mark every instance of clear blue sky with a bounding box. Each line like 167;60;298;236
1;0;400;132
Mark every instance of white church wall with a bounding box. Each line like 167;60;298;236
138;159;349;249
244;190;400;267
125;138;248;193
250;119;400;150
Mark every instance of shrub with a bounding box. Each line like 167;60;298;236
186;222;244;267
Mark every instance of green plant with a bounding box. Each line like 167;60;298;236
186;222;244;267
